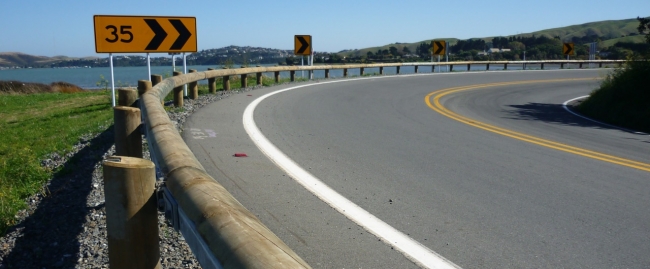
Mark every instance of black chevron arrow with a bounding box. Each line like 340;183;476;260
169;19;191;50
564;43;573;55
434;41;445;54
296;36;310;54
145;19;167;50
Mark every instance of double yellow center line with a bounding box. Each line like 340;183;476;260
425;79;650;172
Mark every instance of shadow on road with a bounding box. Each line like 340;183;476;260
1;126;114;269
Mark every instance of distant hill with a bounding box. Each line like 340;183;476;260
338;18;647;57
0;52;98;68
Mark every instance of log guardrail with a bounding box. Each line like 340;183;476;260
131;59;623;268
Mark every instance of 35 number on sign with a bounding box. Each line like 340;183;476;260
105;25;133;43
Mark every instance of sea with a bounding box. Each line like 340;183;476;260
0;63;571;89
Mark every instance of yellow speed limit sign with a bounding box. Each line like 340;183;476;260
93;15;197;53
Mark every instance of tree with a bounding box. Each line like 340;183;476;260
403;47;411;54
638;16;650;44
389;46;399;57
367;51;374;58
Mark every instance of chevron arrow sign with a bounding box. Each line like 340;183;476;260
94;15;197;53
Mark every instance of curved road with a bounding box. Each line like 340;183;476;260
183;69;650;268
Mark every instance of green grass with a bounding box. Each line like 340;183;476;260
577;58;650;132
0;90;113;235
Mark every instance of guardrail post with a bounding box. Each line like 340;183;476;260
114;105;142;158
275;71;280;82
241;73;248;88
151;75;162;87
103;156;160;269
207;68;217;94
396;66;400;74
325;69;330;78
379;67;383;75
503;63;507;70
414;66;418;73
360;67;364;76
118;88;138;107
579;63;583;69
561;63;564;69
450;65;454;72
467;64;470;71
599;62;603;68
343;68;348;77
290;70;296;82
486;64;490;71
173;71;183;107
541;63;544;70
189;69;198;99
256;72;263;86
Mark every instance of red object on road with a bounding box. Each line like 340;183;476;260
247;94;252;96
233;153;248;157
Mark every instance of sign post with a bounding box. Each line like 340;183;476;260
294;35;312;79
93;15;197;106
432;40;446;73
563;42;574;69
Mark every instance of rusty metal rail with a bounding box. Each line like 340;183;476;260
141;60;622;268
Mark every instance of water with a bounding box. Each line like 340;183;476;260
0;62;586;89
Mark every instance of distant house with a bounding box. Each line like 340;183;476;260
487;48;511;53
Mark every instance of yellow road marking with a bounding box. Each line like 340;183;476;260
425;79;650;172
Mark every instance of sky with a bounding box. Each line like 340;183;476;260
1;0;648;58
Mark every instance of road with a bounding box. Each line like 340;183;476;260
183;69;650;269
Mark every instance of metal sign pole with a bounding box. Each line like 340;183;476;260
109;53;115;107
172;54;176;72
147;53;151;81
446;44;449;72
183;53;187;96
301;56;304;78
437;55;440;73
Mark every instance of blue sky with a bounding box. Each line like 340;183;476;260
1;0;648;57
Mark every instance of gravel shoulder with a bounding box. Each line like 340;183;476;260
0;87;264;269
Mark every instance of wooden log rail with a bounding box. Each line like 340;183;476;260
140;59;623;268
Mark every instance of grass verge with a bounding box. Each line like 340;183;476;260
0;90;113;235
577;58;650;133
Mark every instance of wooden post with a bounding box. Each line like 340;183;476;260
541;63;545;70
599;62;603;68
504;63;507;70
103;156;160;269
450;65;454;72
114;106;142;158
207;68;216;94
150;75;162;87
290;71;295;82
343;68;348;77
325;69;330;78
241;74;248;88
467;64;471;71
561;63;564;69
396;66;401;74
379;67;383;75
189;69;198;99
579;63;583;69
222;67;230;91
256;72;263;86
360;67;364;76
414;66;418;73
275;71;280;82
486;64;490;71
118;88;138;107
173;71;183;107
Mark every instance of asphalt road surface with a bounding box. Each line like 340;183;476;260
183;69;650;269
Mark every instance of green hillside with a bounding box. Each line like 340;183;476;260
337;17;647;57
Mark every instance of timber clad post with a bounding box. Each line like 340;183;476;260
290;71;295;82
150;75;162;88
173;71;183;107
379;67;383;75
486;64;490;71
415;66;418;73
103;157;160;269
189;69;198;100
343;68;348;77
541;63;544;70
114;106;143;158
118;88;138;107
579;63;583;69
561;63;564;69
360;67;364;76
450;65;454;72
256;72;263;86
325;69;330;78
503;64;507;70
396;66;400;74
241;67;248;88
467;64;470;71
207;68;216;93
222;67;231;91
275;71;280;82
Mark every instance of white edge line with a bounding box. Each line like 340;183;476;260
563;96;648;135
242;75;461;269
